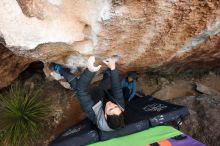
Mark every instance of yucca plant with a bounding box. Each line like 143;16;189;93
0;130;5;144
0;82;50;146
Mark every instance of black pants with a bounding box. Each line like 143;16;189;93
61;70;78;90
122;87;131;100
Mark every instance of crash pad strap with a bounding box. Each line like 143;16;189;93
88;126;182;146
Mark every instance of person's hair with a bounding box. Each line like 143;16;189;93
128;71;138;80
106;113;125;130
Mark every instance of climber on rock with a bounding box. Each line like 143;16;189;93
49;56;125;131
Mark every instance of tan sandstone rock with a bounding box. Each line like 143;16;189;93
0;44;32;88
0;0;220;88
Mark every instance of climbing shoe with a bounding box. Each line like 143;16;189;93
49;63;64;74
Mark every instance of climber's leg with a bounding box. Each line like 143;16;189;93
49;63;77;90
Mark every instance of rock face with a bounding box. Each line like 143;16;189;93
0;44;32;88
0;0;220;87
170;95;220;146
196;82;220;96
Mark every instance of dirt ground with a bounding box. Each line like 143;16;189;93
136;71;220;100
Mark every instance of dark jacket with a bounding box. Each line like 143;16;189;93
76;69;125;131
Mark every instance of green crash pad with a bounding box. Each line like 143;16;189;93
89;126;182;146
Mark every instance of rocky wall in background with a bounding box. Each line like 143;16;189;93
0;44;32;88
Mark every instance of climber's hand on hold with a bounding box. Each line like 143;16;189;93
87;56;102;72
103;57;116;70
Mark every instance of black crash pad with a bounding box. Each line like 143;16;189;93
50;96;189;145
126;95;189;126
98;96;189;140
98;112;149;141
50;119;99;146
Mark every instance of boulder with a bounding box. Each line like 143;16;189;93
0;44;32;88
152;79;197;100
0;0;220;71
196;82;220;96
170;95;220;146
0;0;220;87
